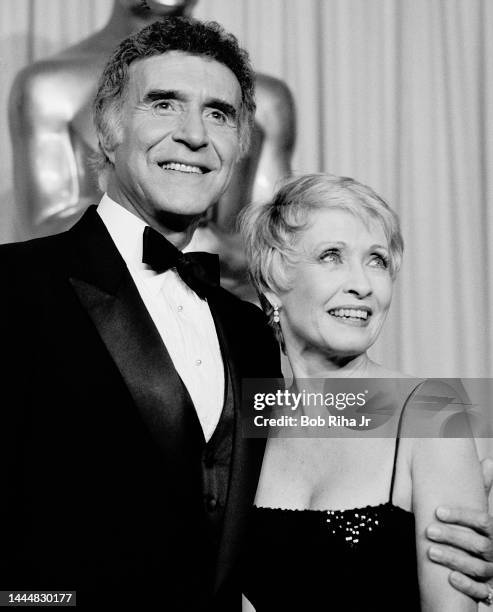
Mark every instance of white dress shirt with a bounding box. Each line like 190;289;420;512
97;194;224;442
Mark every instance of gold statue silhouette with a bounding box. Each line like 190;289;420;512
9;0;295;296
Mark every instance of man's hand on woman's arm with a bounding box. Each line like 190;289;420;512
426;458;493;603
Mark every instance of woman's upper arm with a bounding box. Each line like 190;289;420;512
411;382;486;610
242;594;256;612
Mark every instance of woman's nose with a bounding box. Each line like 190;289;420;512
342;263;372;298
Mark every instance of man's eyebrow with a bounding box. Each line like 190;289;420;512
206;99;238;119
143;90;238;119
143;90;182;104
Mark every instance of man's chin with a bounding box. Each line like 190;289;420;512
153;208;205;232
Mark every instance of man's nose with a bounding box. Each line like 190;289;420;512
172;110;209;150
343;262;372;298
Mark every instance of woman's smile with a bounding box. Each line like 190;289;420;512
275;207;393;368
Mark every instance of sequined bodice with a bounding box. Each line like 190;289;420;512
311;502;398;546
242;502;420;611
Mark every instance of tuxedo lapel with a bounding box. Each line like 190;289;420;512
66;207;204;463
206;290;267;594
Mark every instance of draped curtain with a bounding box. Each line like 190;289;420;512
1;0;492;384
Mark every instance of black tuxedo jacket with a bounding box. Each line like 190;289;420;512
0;207;281;610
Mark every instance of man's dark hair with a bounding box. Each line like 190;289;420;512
93;16;256;181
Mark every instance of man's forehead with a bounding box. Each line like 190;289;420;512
127;51;242;105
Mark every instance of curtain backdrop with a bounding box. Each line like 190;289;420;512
1;0;492;388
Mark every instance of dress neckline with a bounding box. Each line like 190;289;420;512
253;501;413;516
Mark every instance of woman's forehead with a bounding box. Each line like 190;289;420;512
298;207;388;247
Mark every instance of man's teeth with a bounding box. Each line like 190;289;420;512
160;162;203;174
330;308;369;320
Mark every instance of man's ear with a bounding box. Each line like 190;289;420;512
100;139;117;165
100;113;123;165
104;149;116;166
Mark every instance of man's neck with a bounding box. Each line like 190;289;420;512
106;194;200;250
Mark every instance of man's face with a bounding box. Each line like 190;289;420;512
107;52;242;226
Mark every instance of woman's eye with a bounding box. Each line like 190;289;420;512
369;253;389;269
320;250;342;263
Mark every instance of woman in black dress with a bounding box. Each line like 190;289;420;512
240;174;485;611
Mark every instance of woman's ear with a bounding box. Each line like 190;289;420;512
263;290;281;311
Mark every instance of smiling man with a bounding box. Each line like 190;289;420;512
2;16;493;612
0;18;281;610
103;51;242;230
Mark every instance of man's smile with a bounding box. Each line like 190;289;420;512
158;161;210;174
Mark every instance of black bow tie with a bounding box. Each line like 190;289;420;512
142;226;220;299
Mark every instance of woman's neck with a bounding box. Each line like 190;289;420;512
286;349;373;379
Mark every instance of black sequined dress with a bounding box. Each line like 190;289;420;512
242;405;421;611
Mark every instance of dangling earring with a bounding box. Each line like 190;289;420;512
273;304;280;324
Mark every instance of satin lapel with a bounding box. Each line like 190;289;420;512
206;290;267;593
66;207;203;462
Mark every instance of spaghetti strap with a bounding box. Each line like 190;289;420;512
388;380;427;504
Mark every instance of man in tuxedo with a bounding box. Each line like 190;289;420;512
2;15;493;611
1;17;281;610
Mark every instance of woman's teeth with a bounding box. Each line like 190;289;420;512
329;308;368;320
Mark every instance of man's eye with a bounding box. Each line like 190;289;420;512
152;100;175;115
206;109;230;125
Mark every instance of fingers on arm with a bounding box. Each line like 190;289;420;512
435;507;493;538
428;543;493;579
448;571;493;603
427;521;493;558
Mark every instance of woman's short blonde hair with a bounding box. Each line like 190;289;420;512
240;173;404;328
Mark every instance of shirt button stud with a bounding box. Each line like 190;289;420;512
195;359;202;366
207;497;217;511
177;305;183;311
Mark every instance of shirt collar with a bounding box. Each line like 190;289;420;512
96;194;206;297
97;194;202;258
97;194;148;269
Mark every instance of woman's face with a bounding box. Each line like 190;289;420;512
274;208;394;363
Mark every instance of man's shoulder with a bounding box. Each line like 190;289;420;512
0;231;71;277
0;230;68;254
0;206;100;265
213;286;266;321
211;287;277;339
